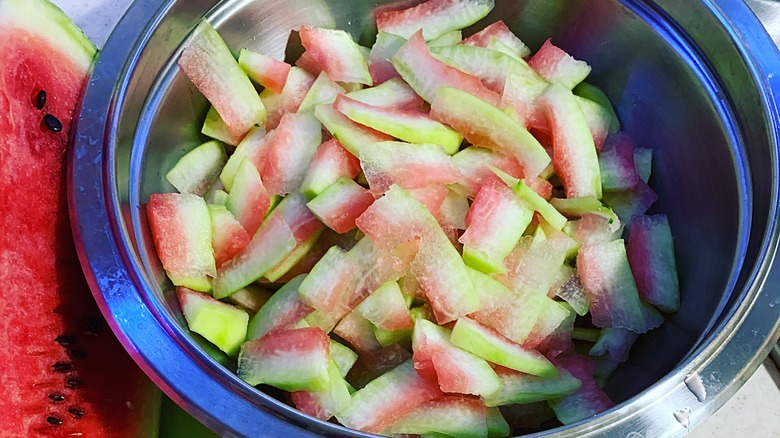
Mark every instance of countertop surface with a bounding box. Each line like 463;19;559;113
51;0;780;436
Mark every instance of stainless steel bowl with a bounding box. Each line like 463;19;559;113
70;0;780;436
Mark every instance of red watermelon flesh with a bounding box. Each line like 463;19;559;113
208;205;251;268
0;0;157;436
299;26;372;85
407;185;449;218
528;39;592;90
300;138;362;199
295;51;323;77
306;177;375;234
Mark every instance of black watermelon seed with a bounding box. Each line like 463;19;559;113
48;393;66;402
55;335;76;347
65;376;83;389
46;416;63;426
67;407;85;418
52;362;73;373
84;316;104;335
69;349;87;359
43;114;62;133
35;90;47;110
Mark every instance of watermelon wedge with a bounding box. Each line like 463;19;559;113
375;0;495;40
238;49;291;94
451;147;524;198
392;30;500;105
385;395;489;438
202;105;244;146
260;112;322;196
599;132;641;191
299;26;372;85
1;0;160;435
431;86;551;178
355;281;413;332
146;193;216;292
333;95;463;154
335;360;443;434
219;126;269;192
334;310;383;354
290;359;351;420
225;157;271;236
179;21;266;138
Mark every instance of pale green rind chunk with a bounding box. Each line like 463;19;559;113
202;106;242;146
329;340;358;377
298;72;347;113
179;289;248;357
483;368;582;406
166;141;227;196
450;317;557;377
246;275;309;341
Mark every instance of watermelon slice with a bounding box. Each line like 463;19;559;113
178;21;266;137
408;184;450;218
238;48;291;94
427;29;463;47
300;139;362;199
431;86;551;178
375;0;495;40
346;77;424;111
176;287;249;357
483;366;582;406
548;355;615;425
225;158;271;236
314;103;393;157
528;39;592;89
355;281;414;331
367;30;408;84
295;51;323;77
462;20;530;58
540;83;602;198
1;0;158;434
202;105;244;146
334;95;463;154
260;66;315;130
359;141;462;193
307;177;374;234
146;193;216;292
460;178;534;274
577;240;647;332
450;318;558;377
207;204;251;268
627;214;681;313
219;126;269;191
290;359;352;420
333;310;383;354
335;360;443;434
412;319;502;397
297;71;346;113
392;30;501;105
263;192;325;281
385;395;489;438
599;132;641;191
299;26;372;85
165;141;227;196
574;81;620;134
246;275;313;340
237;327;331;391
212;214;297;298
260;112;322;195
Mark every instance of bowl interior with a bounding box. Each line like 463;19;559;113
115;0;748;432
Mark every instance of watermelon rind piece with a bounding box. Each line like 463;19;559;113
261;112;323;196
212;214;296;298
207;204;250;268
220;126;268;191
335;360;442;434
299;26;372;85
529;39;592;90
0;0;96;72
427;30;463;47
547;355;615;425
225;157;270;236
355;281;413;332
246;274;312;341
330;340;358;377
147;193;215;292
178;21;266;138
345;77;423;110
573;82;620;133
550;196;620;232
177;287;248;357
491;166;567;231
539;83;602;199
335;95;463;154
589;328;639;363
450;318;557;378
577;239;647;333
306;177;374;234
300;139;361;200
463;20;530;58
385;395;488;438
571;327;601;342
431;86;550;178
237;327;331;391
298;71;347;113
238;48;291;94
166;141;227;196
260;66;316;130
359;141;461;193
634;147;653;183
202;106;244;146
627;214;681;313
483;367;582;406
314;103;392;157
486;406;511;438
376;0;495;41
291;359;352;420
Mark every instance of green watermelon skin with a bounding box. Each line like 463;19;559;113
0;0;159;436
